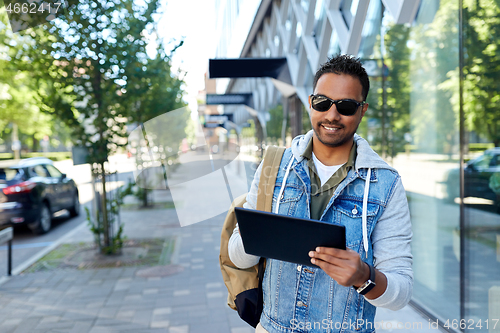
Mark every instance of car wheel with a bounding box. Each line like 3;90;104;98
29;203;52;235
69;192;80;217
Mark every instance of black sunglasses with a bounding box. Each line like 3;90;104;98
310;94;365;116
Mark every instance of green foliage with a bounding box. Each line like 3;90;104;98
384;24;411;157
0;151;71;160
0;8;58;150
23;0;186;162
121;180;148;206
266;104;309;145
242;119;256;139
13;0;187;255
462;0;500;146
267;104;284;141
85;192;127;255
302;106;312;134
404;0;459;154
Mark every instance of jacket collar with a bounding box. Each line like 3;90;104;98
290;130;396;179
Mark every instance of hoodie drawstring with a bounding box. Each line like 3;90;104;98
362;168;371;258
275;157;294;214
275;156;372;258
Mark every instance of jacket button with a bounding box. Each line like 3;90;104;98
297;265;302;271
297;301;307;307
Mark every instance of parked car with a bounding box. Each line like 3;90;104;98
0;157;80;234
444;148;500;209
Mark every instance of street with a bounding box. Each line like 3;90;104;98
0;152;258;279
0;155;137;278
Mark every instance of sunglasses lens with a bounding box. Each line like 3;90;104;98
336;100;358;115
312;96;333;112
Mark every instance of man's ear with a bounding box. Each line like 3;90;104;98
360;103;368;117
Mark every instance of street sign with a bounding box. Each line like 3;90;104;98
72;146;89;165
205;115;227;123
205;114;234;123
206;94;253;107
0;227;13;245
203;123;225;128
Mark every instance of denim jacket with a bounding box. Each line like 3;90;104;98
230;131;413;333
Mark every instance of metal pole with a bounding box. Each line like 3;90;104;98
458;0;466;326
381;29;387;159
7;239;12;276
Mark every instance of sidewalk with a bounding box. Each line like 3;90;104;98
0;189;440;333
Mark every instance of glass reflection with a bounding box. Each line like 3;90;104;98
363;0;461;322
462;0;500;326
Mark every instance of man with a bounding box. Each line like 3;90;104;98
228;55;413;333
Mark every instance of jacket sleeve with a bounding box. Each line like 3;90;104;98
228;161;262;269
366;176;413;311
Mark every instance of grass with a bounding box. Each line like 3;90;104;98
22;237;177;273
0;152;72;161
120;201;176;210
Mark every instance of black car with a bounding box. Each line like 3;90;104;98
444;148;500;210
0;157;80;234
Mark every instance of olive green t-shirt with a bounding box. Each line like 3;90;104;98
301;138;357;221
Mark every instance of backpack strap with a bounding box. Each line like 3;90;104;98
256;146;286;212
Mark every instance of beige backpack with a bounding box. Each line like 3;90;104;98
219;146;285;328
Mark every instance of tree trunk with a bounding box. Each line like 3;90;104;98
32;134;39;152
12;123;20;160
100;162;110;252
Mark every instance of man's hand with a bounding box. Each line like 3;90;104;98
309;247;368;287
309;247;387;299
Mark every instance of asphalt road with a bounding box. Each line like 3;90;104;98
0;206;89;277
0;155;136;278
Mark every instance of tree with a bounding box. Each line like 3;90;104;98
23;0;186;254
123;40;186;206
267;104;284;144
384;24;411;157
461;0;500;146
407;0;459;154
0;8;54;156
363;24;412;158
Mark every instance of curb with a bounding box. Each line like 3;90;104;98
0;219;88;286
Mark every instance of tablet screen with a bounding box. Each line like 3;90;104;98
235;207;346;267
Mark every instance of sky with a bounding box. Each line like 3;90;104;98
154;0;218;113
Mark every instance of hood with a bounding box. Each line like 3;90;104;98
290;130;396;173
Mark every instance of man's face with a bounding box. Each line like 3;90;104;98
309;73;368;148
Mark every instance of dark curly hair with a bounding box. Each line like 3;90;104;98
313;54;370;101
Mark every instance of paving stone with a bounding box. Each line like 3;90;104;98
231;327;253;333
12;316;42;333
69;321;95;333
169;325;189;333
3;318;23;326
0;200;432;332
132;309;153;325
150;320;170;328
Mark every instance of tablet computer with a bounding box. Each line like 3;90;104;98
234;207;346;267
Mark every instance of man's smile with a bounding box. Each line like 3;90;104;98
320;123;343;132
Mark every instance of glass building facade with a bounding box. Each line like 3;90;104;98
357;0;500;327
215;0;500;330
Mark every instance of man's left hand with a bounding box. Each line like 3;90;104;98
309;247;368;287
